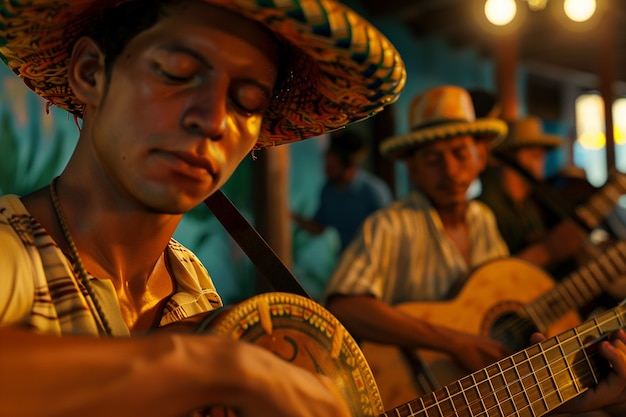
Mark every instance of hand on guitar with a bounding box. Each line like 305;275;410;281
518;219;587;268
447;331;511;373
202;340;353;417
531;329;626;416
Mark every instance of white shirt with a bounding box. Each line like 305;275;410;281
324;190;509;304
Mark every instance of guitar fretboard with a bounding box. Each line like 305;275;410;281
523;239;626;331
576;170;626;230
381;305;625;417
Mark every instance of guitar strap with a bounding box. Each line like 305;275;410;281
203;189;312;299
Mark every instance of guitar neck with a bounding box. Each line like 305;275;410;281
523;240;626;331
381;304;626;417
576;170;626;231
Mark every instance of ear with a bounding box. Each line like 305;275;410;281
67;37;107;108
474;140;488;172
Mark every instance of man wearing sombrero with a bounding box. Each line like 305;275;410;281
0;0;409;415
324;85;626;415
479;116;587;271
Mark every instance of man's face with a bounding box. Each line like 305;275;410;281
405;135;483;209
324;152;350;185
81;1;279;213
514;146;548;180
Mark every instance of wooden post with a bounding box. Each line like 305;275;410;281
252;145;293;292
495;33;520;122
598;11;616;175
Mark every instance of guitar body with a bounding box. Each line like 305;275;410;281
360;258;581;408
179;290;625;417
195;291;384;417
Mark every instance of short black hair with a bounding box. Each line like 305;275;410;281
328;132;368;167
89;0;168;77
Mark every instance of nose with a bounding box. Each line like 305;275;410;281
441;153;460;177
180;79;228;140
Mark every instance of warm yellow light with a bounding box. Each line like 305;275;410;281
575;93;605;149
485;0;517;26
613;98;626;145
564;0;596;22
527;0;548;11
578;132;606;150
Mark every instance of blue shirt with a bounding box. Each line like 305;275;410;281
313;170;392;252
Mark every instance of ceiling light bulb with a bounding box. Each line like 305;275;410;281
564;0;596;22
485;0;517;26
527;0;547;11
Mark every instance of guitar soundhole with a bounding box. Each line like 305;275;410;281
489;312;539;353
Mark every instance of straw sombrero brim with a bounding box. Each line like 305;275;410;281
0;0;406;148
380;118;508;159
495;134;562;151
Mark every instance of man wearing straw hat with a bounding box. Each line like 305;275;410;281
478;116;588;271
0;0;409;415
324;85;626;416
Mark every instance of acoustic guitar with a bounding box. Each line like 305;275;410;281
360;240;626;408
193;291;625;417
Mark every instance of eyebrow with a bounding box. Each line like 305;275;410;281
157;44;274;97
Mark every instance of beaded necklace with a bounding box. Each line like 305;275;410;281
49;176;113;336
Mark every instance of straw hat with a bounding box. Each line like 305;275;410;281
496;116;563;151
0;0;406;148
380;85;507;159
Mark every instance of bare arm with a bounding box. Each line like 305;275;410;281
326;294;509;373
0;328;351;417
291;212;326;235
517;219;587;268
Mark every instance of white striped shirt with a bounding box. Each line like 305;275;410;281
0;195;222;336
324;190;509;305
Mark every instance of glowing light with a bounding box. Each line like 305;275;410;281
484;0;517;26
575;94;605;150
527;0;548;11
613;98;626;145
564;0;596;22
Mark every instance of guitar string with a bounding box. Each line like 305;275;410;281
401;311;623;417
422;333;612;417
471;181;626;345
488;241;626;344
407;335;608;417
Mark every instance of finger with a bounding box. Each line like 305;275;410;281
529;332;546;345
603;329;626;376
316;375;352;416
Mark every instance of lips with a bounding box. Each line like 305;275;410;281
161;150;217;180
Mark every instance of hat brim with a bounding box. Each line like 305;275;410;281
496;134;562;151
380;118;508;159
0;0;406;148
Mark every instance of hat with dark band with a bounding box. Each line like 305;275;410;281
0;0;406;149
496;116;563;151
380;85;507;159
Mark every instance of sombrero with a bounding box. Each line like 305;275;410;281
0;0;406;149
380;85;507;159
496;116;563;151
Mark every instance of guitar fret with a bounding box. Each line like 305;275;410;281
514;349;548;417
597;245;620;280
481;369;505;416
562;278;586;308
608;243;626;276
575;267;602;296
574;171;626;229
526;236;626;332
469;374;492;416
380;305;626;417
